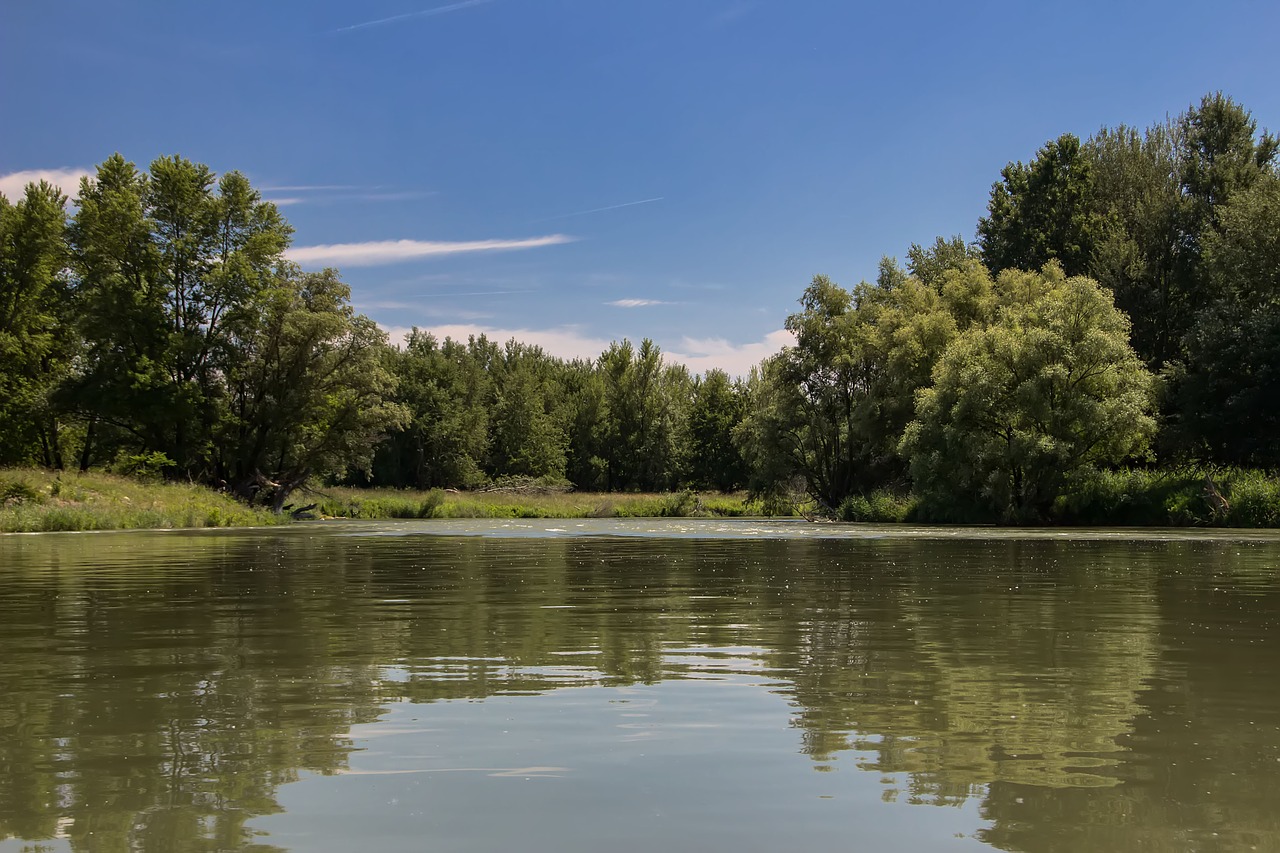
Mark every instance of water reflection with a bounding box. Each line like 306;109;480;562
1;525;1279;851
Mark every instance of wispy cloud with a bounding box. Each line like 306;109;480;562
537;197;664;222
0;167;93;201
286;235;574;267
381;323;793;376
608;298;670;308
259;184;433;206
335;0;493;33
259;184;362;192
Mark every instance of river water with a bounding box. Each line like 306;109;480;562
2;519;1278;852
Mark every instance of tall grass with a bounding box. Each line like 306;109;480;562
311;486;761;520
1054;467;1280;527
0;469;279;533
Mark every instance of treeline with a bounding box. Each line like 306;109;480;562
0;158;746;504
739;92;1279;520
1;93;1276;520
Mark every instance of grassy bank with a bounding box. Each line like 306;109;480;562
310;486;762;520
0;469;279;533
838;467;1280;527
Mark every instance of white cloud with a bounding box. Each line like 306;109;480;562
386;323;614;362
0;167;93;202
608;298;670;308
666;329;795;377
379;322;793;376
285;235;574;267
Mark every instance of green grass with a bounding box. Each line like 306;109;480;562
310;486;763;520
0;469;280;533
1053;467;1280;527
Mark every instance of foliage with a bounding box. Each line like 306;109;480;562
738;265;960;509
684;368;748;490
902;265;1156;521
218;266;406;510
0;468;278;532
0;180;72;467
1053;467;1280;528
978;134;1098;277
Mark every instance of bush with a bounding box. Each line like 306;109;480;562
838;491;917;523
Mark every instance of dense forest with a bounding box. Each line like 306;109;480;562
1;93;1276;520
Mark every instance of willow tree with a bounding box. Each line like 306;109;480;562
902;264;1155;521
218;266;405;509
739;263;958;509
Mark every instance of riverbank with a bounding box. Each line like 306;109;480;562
841;467;1280;527
0;470;761;533
310;486;762;520
0;469;279;533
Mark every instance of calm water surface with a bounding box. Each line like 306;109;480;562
2;519;1279;852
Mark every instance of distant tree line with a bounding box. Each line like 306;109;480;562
0;93;1275;518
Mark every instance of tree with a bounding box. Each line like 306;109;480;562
488;341;568;480
219;266;405;510
739;266;958;508
1085;122;1190;368
1168;176;1280;466
67;154;291;475
598;339;687;491
906;235;980;290
684;369;747;491
978;134;1098;277
1178;92;1278;237
902;264;1156;521
375;332;491;489
0;180;71;466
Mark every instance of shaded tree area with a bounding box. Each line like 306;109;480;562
745;93;1277;519
973;94;1278;465
364;332;748;493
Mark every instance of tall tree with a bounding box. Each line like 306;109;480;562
978;134;1098;277
902;264;1155;521
0;181;71;466
218;266;404;509
67;154;291;475
684;369;747;491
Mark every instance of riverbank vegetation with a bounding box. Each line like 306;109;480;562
0;469;277;532
1;92;1277;526
311;484;758;520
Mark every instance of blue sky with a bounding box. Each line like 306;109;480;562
3;0;1278;374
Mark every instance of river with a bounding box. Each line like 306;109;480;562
2;519;1278;852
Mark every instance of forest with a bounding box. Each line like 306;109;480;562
1;93;1277;523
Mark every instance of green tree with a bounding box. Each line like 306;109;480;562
488;341;569;480
684;368;747;490
598;339;687;491
374;332;492;489
0;180;71;466
1178;92;1279;237
1085;122;1190;368
67;154;291;475
1169;176;1280;466
905;235;980;290
902;264;1156;521
219;266;404;509
739;266;958;509
978;134;1098;277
